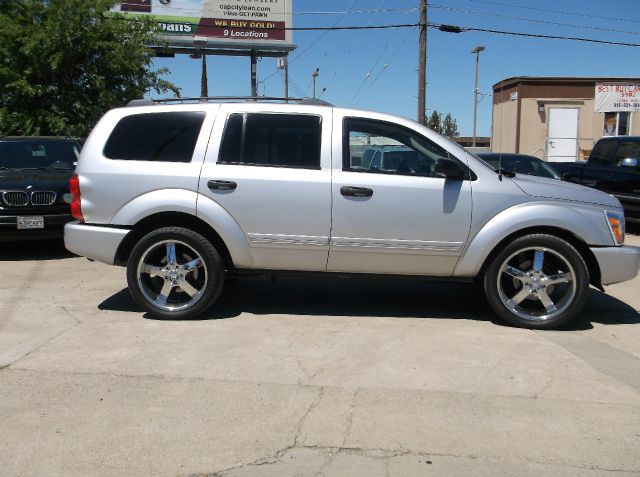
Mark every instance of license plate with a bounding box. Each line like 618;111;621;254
17;216;44;230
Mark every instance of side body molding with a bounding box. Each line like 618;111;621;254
109;189;253;268
453;201;615;277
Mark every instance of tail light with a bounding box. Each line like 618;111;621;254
69;174;84;222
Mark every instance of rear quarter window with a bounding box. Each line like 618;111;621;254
103;112;205;162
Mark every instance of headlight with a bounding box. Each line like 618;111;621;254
604;210;625;245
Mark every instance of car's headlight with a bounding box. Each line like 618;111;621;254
604;210;625;245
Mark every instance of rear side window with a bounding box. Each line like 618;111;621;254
104;112;205;162
590;140;619;166
218;113;321;169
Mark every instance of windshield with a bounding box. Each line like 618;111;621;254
476;153;561;180
0;140;79;169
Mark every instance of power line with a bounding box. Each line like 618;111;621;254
118;3;416;16
429;4;640;36
354;27;419;106
460;0;640;24
118;16;640;47
451;24;640;47
258;0;362;87
294;8;417;15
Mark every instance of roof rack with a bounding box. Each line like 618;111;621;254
126;96;333;107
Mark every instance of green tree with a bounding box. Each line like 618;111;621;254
442;113;459;138
427;110;442;134
0;0;179;137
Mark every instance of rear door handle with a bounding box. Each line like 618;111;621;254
208;180;237;191
340;186;373;197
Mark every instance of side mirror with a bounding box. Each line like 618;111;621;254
435;157;465;180
620;157;638;168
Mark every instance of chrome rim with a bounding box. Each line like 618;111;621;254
136;240;207;312
496;247;576;322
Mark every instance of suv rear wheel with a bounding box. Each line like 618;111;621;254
483;234;589;329
126;227;224;319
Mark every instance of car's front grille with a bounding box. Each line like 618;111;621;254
2;191;29;206
31;191;57;206
1;191;58;207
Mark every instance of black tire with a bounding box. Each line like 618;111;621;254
483;234;589;329
126;227;224;319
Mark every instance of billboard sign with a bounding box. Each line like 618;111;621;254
115;0;294;51
595;83;640;112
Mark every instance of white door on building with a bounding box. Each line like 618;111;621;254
547;108;579;162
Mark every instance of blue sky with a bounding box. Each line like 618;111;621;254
152;0;640;137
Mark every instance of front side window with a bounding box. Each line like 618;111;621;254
344;118;457;177
614;141;640;169
218;113;321;169
103;112;205;162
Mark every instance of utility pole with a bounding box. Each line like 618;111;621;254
312;68;320;99
417;0;427;125
471;46;485;147
277;55;289;99
251;50;258;97
284;56;289;99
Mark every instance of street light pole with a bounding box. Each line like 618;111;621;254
471;46;485;148
312;68;320;99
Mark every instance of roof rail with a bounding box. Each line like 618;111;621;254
127;96;333;107
126;99;156;107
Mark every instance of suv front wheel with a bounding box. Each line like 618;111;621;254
126;227;225;319
483;234;589;329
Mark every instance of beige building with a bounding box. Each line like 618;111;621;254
491;77;640;162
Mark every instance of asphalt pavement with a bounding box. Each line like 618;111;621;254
1;234;639;476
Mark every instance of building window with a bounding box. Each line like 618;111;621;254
603;112;630;137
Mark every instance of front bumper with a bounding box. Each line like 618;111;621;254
590;245;640;285
64;222;130;265
0;213;73;241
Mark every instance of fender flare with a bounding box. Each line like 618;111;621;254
454;202;613;277
111;189;253;268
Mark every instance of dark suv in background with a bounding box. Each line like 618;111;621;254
0;137;80;240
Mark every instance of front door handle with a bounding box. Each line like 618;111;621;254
208;180;237;191
340;186;373;197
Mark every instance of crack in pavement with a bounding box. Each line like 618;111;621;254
341;388;360;447
196;386;328;476
192;444;640;476
0;305;82;370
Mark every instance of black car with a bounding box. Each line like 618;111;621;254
476;153;562;180
0;137;81;241
552;137;640;223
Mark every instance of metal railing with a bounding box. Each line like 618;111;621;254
532;137;597;162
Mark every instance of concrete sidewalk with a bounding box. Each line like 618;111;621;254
1;236;639;476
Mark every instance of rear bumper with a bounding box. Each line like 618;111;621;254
64;222;130;265
590;245;640;285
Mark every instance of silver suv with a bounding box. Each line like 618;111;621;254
65;98;640;329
